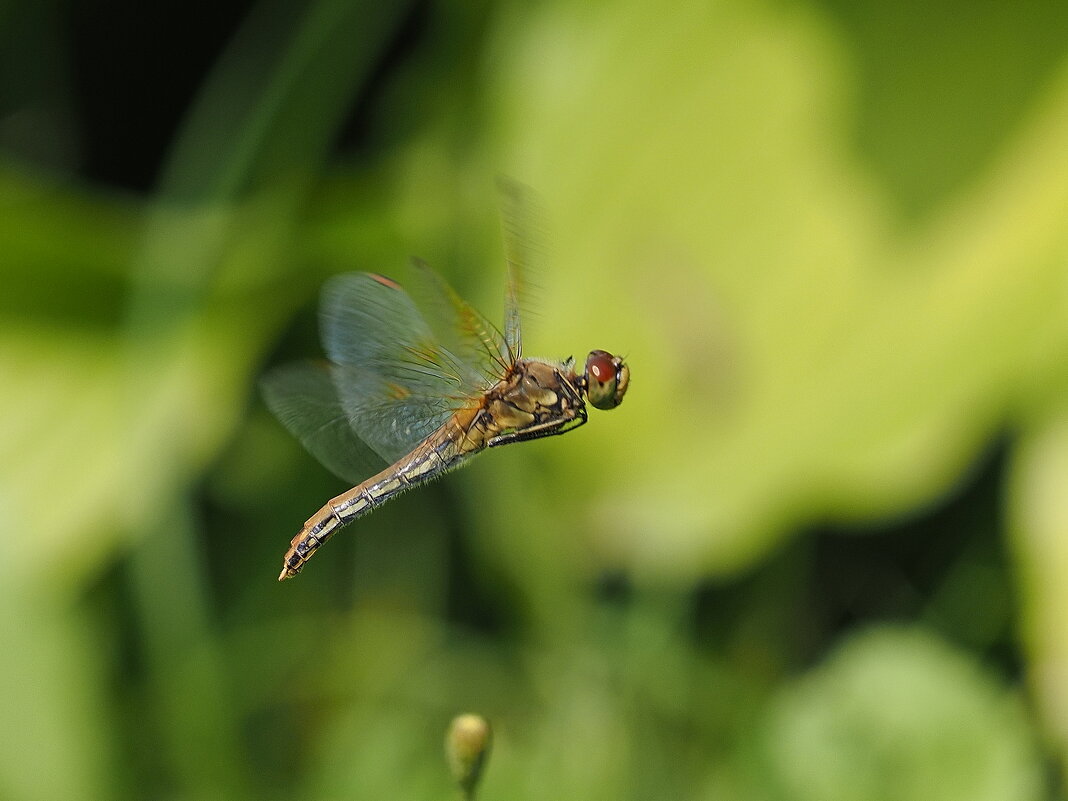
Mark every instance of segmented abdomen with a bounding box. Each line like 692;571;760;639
278;429;471;580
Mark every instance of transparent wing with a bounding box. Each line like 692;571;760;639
260;361;389;485
320;272;487;464
406;259;513;389
497;177;545;362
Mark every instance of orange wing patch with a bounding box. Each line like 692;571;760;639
369;273;402;290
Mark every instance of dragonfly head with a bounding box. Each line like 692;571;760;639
582;350;629;410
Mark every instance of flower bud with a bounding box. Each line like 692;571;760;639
445;714;492;798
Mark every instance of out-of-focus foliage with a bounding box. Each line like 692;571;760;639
763;627;1043;801
1;0;1067;799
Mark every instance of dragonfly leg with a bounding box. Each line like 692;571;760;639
487;412;586;448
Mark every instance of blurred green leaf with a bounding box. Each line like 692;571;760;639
0;586;114;801
1010;402;1068;772
761;626;1045;801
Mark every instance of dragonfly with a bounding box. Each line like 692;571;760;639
262;200;629;581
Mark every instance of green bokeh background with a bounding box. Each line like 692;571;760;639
3;1;1068;798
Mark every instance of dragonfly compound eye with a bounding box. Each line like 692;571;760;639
585;350;629;410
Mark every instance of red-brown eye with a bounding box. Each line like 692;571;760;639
584;350;628;410
588;352;615;383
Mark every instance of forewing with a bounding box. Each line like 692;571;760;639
407;259;512;389
497;177;545;362
260;361;388;486
320;272;478;464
